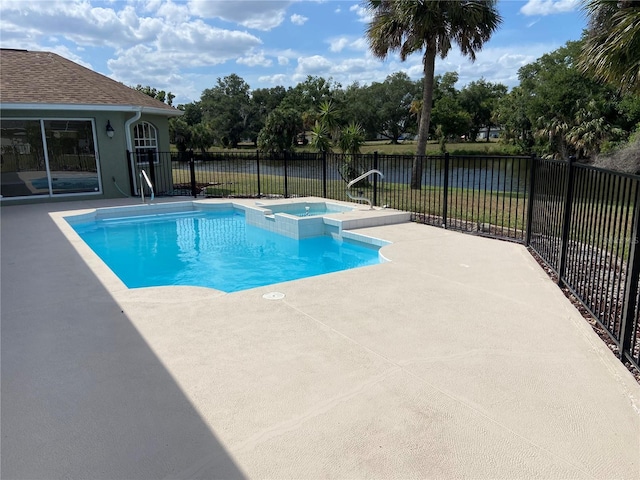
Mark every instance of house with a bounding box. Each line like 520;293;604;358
477;126;503;140
0;48;182;202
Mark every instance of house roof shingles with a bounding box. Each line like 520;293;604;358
0;49;178;114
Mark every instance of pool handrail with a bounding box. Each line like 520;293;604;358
140;170;155;203
346;169;384;209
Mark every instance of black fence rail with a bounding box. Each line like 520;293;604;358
128;149;640;372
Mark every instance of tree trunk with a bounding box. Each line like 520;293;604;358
411;49;436;190
486;125;491;142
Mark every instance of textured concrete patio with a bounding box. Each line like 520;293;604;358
1;198;639;479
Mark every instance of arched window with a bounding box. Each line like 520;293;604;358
133;121;158;163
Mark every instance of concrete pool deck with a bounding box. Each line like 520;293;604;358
1;198;639;479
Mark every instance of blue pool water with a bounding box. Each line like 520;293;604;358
71;209;382;292
265;202;353;217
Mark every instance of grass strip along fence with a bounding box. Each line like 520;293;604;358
131;149;640;374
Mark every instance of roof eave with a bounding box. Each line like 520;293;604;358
0;103;183;117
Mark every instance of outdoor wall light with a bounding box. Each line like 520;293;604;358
106;120;115;139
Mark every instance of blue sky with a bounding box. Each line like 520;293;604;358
0;1;586;105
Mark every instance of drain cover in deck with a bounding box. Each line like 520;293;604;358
262;292;285;300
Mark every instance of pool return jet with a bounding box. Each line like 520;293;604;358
346;169;384;209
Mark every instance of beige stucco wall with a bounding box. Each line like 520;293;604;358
1;108;173;205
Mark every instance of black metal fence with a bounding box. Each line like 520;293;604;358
128;149;640;371
528;158;640;369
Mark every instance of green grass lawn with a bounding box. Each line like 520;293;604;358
175;169;529;234
175;140;521;156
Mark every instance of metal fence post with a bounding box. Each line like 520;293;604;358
373;151;379;207
525;153;537;246
126;149;135;195
322;151;327;199
557;156;576;286
284;150;289;198
442;152;450;228
619;185;640;362
146;150;156;187
256;150;261;198
189;149;197;198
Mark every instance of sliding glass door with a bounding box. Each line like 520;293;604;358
1;119;101;198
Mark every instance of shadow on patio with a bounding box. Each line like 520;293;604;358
1;202;244;479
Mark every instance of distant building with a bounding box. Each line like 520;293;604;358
477;126;503;140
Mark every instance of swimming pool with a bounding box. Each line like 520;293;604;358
68;204;387;293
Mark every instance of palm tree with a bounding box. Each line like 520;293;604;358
579;0;640;93
338;122;366;183
310;121;332;153
317;100;341;141
366;0;501;188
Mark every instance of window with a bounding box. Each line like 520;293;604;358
133;121;158;164
1;119;100;198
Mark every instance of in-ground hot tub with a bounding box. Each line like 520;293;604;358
245;199;411;239
256;201;355;217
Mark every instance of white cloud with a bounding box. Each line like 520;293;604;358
520;0;580;16
0;1;162;48
291;54;387;86
295;55;333;75
350;37;369;51
328;36;368;53
290;13;308;26
155;0;191;22
155;20;262;59
139;0;164;13
237;50;272;67
106;43;187;91
349;4;371;23
328;37;349;53
278;56;289;65
258;73;289;85
188;0;292;31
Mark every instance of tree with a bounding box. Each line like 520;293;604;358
459;78;507;141
134;85;174;106
579;0;640;93
432;101;471;152
567;103;625;158
250;86;287;144
337;122;366;183
190;123;215;154
366;0;502;188
200;74;252;148
494;86;534;152
179;102;203;126
310;121;332;153
280;76;342;130
342;81;383;140
257;107;303;155
168;118;192;153
430;72;471;148
373;72;419;143
317;99;342;142
518;40;623;159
